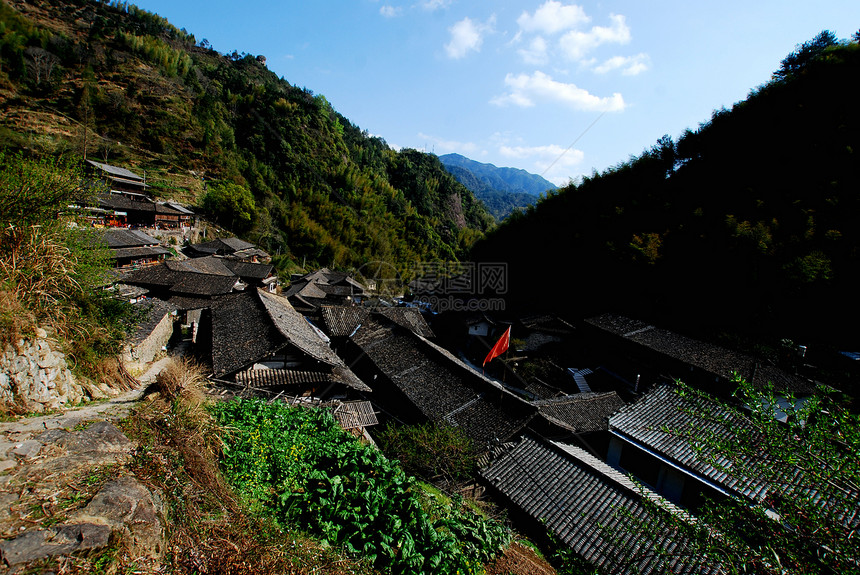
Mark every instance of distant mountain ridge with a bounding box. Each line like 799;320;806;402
439;154;557;196
438;153;556;220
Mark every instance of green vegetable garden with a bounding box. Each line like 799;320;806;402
211;398;511;575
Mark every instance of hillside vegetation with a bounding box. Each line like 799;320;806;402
0;0;494;274
439;153;554;220
472;31;860;348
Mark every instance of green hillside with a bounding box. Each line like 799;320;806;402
471;31;860;347
0;0;494;274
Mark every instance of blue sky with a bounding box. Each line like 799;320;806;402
131;0;859;186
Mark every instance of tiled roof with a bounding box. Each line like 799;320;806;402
168;257;235;276
219;259;274;281
534;392;625;433
584;313;815;394
111;246;171;260
351;318;535;447
210;293;285;377
103;229;160;248
377;307;435;338
320;306;369;337
235;368;332;388
98;193;155;212
124;263;240;296
257;290;369;391
86;160;143;181
608;384;771;501
481;435;717;575
128;298;174;345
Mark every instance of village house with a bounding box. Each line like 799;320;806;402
479;434;719;575
582;313;817;399
196;289;368;401
604;383;860;524
340;313;536;451
101;228;170;269
184;237;271;262
285;268;367;313
86;159;148;195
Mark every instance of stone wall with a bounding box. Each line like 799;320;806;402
0;329;86;413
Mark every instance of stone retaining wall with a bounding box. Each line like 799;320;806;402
0;329;86;413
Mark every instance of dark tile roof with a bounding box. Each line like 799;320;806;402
377;307;435;338
210;293;285;377
98;193;155;212
351;318;535;447
86;160;143;181
608;384;772;501
219;259;274;281
522;378;565;400
235;368;333;388
168;257;235;276
320;306;369;337
481;435;717;575
585;313;816;394
103;229;160;248
129;298;174;345
533;392;625;433
124;263;240;296
257;290;369;391
155;203;183;215
111;246;171;260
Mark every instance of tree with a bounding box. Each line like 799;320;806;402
773;30;839;81
201;181;256;231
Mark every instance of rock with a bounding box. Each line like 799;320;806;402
35;328;47;339
11;440;41;460
0;529;57;565
0;460;16;473
76;476;163;558
52;523;112;552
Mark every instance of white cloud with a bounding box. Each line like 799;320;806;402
445;16;495;59
417;132;480;155
517;1;589;35
499;143;584;186
592;53;650;75
558;13;630;61
518;36;549;66
491;71;625;112
420;0;451;11
380;5;402;18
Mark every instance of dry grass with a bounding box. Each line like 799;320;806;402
121;358;379;575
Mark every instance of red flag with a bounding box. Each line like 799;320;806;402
483;326;511;366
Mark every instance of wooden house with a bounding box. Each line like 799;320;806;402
198;289;368;400
185;237;270;262
86;160;148;195
102;229;170;269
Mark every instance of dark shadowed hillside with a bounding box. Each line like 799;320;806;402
471;32;860;348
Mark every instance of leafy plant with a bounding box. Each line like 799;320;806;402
211;398;511;574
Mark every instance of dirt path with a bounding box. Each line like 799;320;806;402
0;350;182;573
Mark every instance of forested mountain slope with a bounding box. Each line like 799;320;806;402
0;0;494;272
472;32;860;347
439;153;555;219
